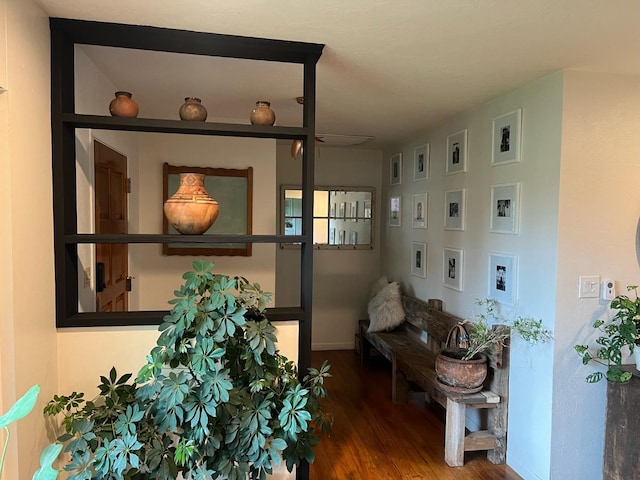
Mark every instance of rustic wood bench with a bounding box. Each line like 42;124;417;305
359;296;509;467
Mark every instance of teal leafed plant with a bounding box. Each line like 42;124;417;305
44;260;332;480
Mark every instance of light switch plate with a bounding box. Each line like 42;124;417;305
579;275;600;298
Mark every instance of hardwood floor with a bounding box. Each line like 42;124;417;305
309;350;522;480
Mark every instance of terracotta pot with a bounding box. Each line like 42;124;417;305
179;97;208;121
164;173;219;234
109;91;139;117
250;101;276;126
435;348;487;393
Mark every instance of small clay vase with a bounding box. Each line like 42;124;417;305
250;101;276;126
109;91;139;118
179;97;208;121
164;173;219;234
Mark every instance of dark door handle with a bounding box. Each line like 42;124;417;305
96;262;106;292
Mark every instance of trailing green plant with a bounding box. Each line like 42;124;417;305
44;260;332;480
574;285;640;384
460;298;552;360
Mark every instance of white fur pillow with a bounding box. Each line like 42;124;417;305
367;281;405;332
369;275;389;299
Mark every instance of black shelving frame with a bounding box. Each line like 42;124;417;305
50;21;323;472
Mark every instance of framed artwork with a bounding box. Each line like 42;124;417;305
413;144;430;181
389;196;402;227
163;163;252;256
330;203;336;217
350;201;358;222
329;228;336;244
443;248;463;291
492;108;522;166
363;200;372;223
444;189;465;231
446;129;468;175
390;153;403;185
412;193;427;229
349;231;358;245
338;229;346;245
339;202;347;220
489;253;518;305
411;242;427;278
490;182;520;234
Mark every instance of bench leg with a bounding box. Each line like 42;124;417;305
487;403;507;464
392;356;409;404
445;398;466;467
360;334;371;365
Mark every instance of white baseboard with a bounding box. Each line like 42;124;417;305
312;342;354;351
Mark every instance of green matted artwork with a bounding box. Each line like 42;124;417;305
162;163;253;256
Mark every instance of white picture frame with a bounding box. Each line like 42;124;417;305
390;153;403;185
389;196;402;227
349;231;358;245
413;144;429;181
338;229;346;245
490;182;520;234
350;201;358;222
444;189;465;231
489;253;518;305
412;193;427;229
411;242;427;278
492;108;522;166
446;129;468;175
443;248;463;291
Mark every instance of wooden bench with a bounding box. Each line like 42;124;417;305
359;296;509;467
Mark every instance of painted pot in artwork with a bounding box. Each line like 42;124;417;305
164;173;219;235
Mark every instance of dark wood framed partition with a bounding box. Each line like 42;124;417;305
49;24;324;471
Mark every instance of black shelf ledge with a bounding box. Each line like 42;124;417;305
65;234;306;244
63;114;311;140
58;307;306;328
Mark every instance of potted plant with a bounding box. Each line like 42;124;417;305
574;285;640;384
43;260;332;480
435;298;552;393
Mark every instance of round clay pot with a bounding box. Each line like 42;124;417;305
435;348;487;393
249;101;276;126
164;173;219;234
179;97;208;121
109;91;139;118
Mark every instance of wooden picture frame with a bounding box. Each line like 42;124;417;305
162;163;253;256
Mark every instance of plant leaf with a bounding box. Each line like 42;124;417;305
0;384;40;428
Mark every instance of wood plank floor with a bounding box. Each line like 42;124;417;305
309;350;522;480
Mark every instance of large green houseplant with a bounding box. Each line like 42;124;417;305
44;261;331;480
574;285;640;383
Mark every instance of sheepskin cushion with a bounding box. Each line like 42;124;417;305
369;275;390;299
367;281;405;332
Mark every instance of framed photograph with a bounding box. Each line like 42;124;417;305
411;242;427;278
490;182;521;234
444;189;465;231
492;108;522;166
339;202;346;220
412;193;427;229
389;196;402;227
489;253;518;305
446;129;468;175
330;203;336;217
329;228;336;245
363;200;372;223
350;201;358;222
338;229;346;245
349;231;358;245
413;144;430;181
443;248;463;291
390;153;403;185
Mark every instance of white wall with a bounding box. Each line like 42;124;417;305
0;0;56;478
550;71;640;479
276;143;383;350
381;72;564;479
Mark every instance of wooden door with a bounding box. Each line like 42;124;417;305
94;140;128;312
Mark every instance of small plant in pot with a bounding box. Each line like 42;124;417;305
43;261;332;480
435;299;552;393
574;285;640;384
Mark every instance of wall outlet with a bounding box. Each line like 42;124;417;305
83;267;91;288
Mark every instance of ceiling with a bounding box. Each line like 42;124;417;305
38;0;640;149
